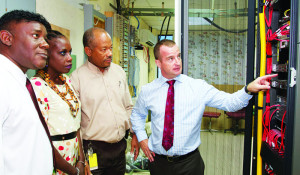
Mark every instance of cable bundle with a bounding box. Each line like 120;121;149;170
268;23;290;42
262;104;286;154
264;0;290;42
262;105;279;141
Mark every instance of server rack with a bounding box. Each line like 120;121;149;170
257;0;299;174
181;0;299;174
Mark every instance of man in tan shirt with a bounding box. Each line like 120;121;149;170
70;27;139;175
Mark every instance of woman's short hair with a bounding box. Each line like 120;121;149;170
46;30;65;42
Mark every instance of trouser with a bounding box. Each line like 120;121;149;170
83;138;127;175
149;149;205;175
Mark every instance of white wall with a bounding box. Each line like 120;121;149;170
36;0;85;66
36;0;116;68
89;0;115;14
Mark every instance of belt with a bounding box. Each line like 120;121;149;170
83;138;126;147
51;131;77;141
155;149;198;162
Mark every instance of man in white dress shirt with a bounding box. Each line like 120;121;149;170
0;10;54;175
131;39;277;175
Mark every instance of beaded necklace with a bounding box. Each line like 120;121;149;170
37;69;79;118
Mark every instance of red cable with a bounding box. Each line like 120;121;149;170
264;0;273;41
266;42;273;75
263;109;269;141
142;45;149;63
268;23;290;41
263;105;280;141
267;109;279;141
279;111;287;153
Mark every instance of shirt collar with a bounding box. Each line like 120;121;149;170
86;60;111;73
158;74;184;86
0;54;27;86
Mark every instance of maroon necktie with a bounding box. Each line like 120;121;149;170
26;78;55;166
162;80;175;151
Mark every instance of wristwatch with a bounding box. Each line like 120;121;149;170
244;85;253;95
130;132;136;137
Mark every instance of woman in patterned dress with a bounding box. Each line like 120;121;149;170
30;30;87;175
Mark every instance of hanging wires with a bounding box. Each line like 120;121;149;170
268;23;290;42
165;16;172;39
203;17;248;33
159;16;168;40
134;16;140;29
279;111;286;153
264;0;273;41
264;0;290;42
262;104;281;141
139;44;149;63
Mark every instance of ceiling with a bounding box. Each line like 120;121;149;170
63;0;249;32
128;0;248;32
122;0;175;31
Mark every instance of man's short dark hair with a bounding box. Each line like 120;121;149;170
0;10;51;31
154;39;176;60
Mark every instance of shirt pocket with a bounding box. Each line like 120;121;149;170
114;80;125;97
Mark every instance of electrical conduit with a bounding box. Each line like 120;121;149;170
257;4;267;175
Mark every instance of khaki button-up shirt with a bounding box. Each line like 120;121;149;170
70;61;133;143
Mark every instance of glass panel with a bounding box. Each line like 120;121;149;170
187;0;248;174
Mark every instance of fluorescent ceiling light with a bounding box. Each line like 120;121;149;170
188;17;213;25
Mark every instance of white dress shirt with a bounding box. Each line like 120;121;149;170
131;74;252;156
0;54;53;175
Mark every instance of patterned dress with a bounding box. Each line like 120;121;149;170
31;75;81;175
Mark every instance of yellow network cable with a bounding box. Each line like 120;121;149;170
284;9;290;17
257;3;266;175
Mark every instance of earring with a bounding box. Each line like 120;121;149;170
45;60;48;68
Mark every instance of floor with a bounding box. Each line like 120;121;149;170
125;131;245;175
199;131;244;175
